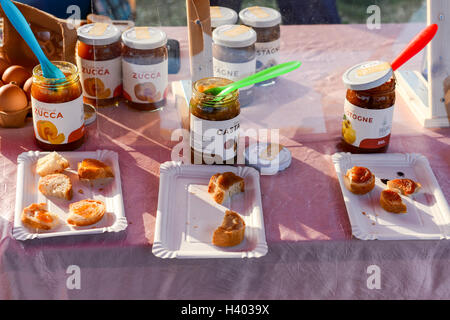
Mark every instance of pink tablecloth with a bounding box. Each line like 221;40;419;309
0;24;449;300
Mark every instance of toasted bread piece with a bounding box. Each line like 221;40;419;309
67;199;106;226
36;152;69;177
380;189;407;214
344;166;375;195
78;159;114;181
38;173;73;200
212;210;245;247
208;172;244;204
21;203;59;230
387;179;421;196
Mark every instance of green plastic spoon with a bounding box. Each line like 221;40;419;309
203;60;302;99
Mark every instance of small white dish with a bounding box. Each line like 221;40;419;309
13;150;127;240
332;153;450;240
153;161;268;258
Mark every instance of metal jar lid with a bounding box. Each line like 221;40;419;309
77;23;121;46
213;24;257;48
239;6;281;28
342;60;393;91
121;27;167;50
244;142;291;175
211;6;238;28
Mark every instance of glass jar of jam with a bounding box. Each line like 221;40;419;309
212;25;256;107
31;61;85;151
76;23;122;107
121;27;169;111
239;6;281;86
342;61;396;153
210;6;238;32
190;77;240;165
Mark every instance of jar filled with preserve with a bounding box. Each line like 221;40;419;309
31;61;85;151
342;61;396;153
76;23;122;107
190;77;240;165
212;25;256;107
210;6;238;32
239;6;281;86
122;27;169;111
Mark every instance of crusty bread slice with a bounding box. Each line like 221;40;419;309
380;189;407;214
36;152;69;177
208;172;244;204
67;199;106;226
38;173;73;200
387;179;421;196
212;210;245;247
78;159;114;181
344;166;375;195
21;203;59;230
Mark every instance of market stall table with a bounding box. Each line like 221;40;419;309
0;24;449;299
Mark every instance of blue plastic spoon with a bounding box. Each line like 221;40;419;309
0;0;65;79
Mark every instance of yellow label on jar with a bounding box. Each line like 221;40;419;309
135;27;151;40
248;6;270;18
88;23;109;36
357;62;391;77
223;25;251;38
210;6;223;19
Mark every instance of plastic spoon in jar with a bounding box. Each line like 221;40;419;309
0;0;65;79
391;24;438;71
203;61;302;99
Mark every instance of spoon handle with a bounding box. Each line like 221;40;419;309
391;24;438;71
218;61;302;96
0;0;62;77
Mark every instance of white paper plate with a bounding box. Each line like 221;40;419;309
332;153;450;240
153;161;268;259
13;150;127;240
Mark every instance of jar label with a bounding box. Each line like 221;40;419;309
32;95;85;145
213;57;256;91
122;59;168;104
190;114;240;162
255;39;280;72
343;100;394;149
77;56;122;100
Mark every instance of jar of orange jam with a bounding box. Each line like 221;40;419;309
121;27;168;111
31;61;85;151
76;23;122;107
341;61;396;153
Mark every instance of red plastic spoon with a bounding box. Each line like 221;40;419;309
391;24;438;71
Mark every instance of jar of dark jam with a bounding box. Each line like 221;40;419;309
121;27;168;111
342;61;396;153
190;77;240;165
31;61;85;151
76;23;122;108
212;25;256;107
210;6;238;32
239;6;281;86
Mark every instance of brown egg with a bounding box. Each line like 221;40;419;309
23;77;33;101
2;65;31;88
0;58;10;78
0;83;28;113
